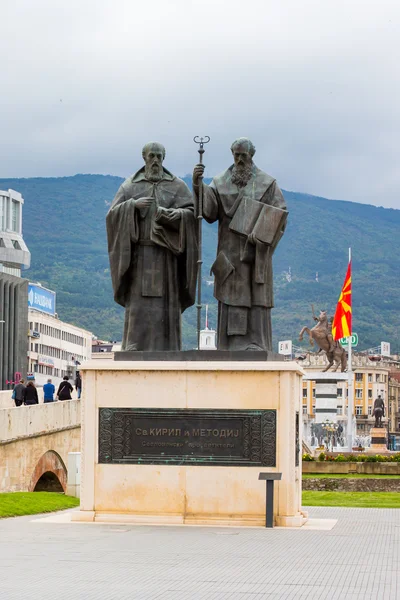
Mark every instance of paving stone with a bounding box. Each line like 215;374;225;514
0;507;399;599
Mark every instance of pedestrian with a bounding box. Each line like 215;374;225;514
13;379;25;407
43;378;55;403
75;372;82;399
23;381;39;405
57;376;73;401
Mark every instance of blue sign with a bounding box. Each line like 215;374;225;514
28;284;56;316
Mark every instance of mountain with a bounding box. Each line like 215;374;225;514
1;174;399;352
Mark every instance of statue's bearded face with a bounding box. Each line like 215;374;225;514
231;144;253;187
144;146;164;181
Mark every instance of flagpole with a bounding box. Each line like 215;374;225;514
347;247;354;451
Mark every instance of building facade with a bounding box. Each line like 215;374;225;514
0;189;31;389
27;307;92;387
301;353;399;435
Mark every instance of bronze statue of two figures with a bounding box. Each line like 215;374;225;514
106;138;288;352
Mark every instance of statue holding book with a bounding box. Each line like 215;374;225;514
193;137;287;351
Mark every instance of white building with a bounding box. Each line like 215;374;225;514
0;189;31;389
0;189;30;276
27;285;92;387
198;305;217;350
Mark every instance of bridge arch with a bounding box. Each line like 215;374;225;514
29;450;67;493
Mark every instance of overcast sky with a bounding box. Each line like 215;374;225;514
1;0;399;208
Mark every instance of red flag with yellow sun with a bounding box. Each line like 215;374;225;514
332;261;352;340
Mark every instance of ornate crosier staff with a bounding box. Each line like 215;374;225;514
193;135;210;349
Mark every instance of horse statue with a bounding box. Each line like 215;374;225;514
372;396;385;428
299;309;347;372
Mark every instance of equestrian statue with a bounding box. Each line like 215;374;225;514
299;307;347;372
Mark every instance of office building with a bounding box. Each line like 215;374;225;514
0;189;31;389
27;283;92;387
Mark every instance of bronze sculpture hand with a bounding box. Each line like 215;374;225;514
193;163;205;186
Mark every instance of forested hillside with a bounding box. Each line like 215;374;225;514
1;174;399;351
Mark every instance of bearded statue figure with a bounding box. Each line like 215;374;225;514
106;142;197;351
193;138;287;351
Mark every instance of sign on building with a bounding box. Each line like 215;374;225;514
28;283;56;316
381;341;391;357
278;340;293;356
38;356;55;367
339;333;358;348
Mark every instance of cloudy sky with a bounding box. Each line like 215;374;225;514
1;0;399;208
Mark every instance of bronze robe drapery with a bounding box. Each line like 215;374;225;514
106;168;197;351
201;165;287;351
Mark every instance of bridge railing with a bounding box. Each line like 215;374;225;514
0;399;81;443
0;389;79;409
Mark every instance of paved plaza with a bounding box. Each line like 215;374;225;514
0;507;399;599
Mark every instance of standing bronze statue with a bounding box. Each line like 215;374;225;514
372;395;385;428
106;142;197;351
193;138;287;351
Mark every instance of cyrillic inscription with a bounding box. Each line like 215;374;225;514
99;408;276;467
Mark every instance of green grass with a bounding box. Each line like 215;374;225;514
303;473;400;479
0;492;79;518
303;491;400;508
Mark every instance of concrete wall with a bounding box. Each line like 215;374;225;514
303;477;400;492
0;399;80;442
0;399;81;492
303;461;400;475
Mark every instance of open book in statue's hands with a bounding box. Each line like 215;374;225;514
229;197;288;246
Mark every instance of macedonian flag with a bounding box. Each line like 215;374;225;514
332;261;352;340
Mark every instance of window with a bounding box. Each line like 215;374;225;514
368;406;372;416
302;388;307;398
11;200;19;232
337;406;343;415
337;388;343;397
368;389;373;398
356;389;363;399
368;374;372;382
356;406;363;416
302;405;307;414
312;388;316;398
312;404;315;414
355;373;363;382
376;374;380;382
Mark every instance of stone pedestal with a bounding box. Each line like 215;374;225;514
303;372;348;424
73;360;306;527
368;427;387;453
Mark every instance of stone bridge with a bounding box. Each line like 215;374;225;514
0;392;81;493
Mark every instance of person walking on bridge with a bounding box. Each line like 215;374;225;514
23;381;39;405
57;376;73;401
43;379;55;403
13;379;25;407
